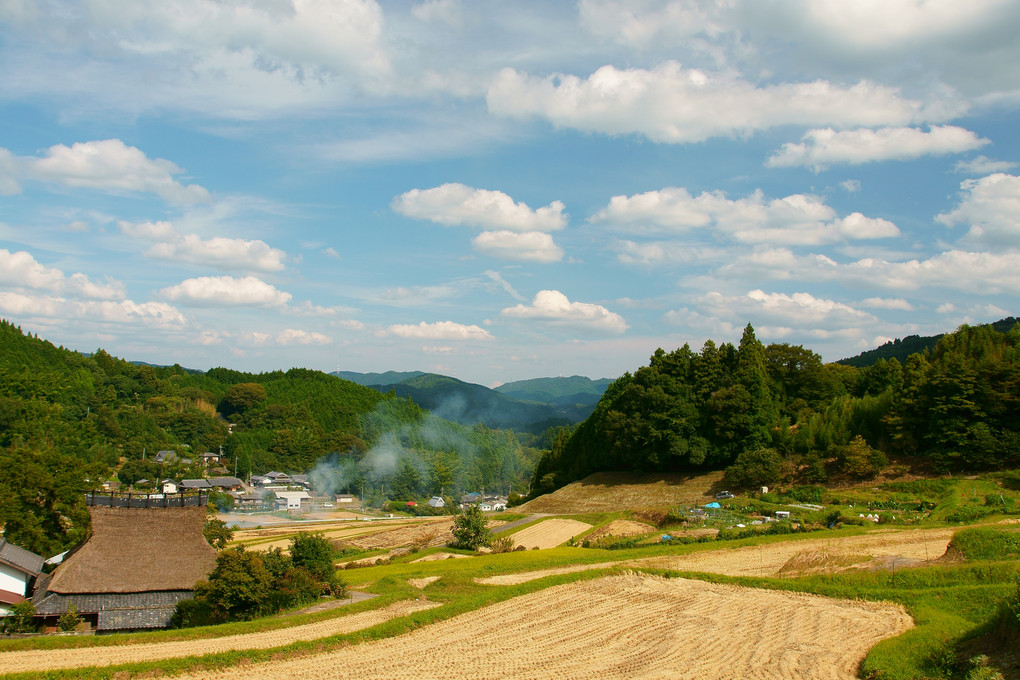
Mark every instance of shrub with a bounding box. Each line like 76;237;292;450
489;536;515;553
1;601;36;634
57;604;82;632
838;435;887;479
725;447;786;489
451;505;490;550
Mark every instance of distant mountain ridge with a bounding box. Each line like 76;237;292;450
331;371;612;434
837;316;1018;367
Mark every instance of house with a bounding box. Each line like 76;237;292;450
200;451;221;466
250;475;269;487
207;476;244;492
153;450;177;464
273;491;310;510
179;479;213;491
0;539;44;616
32;493;216;633
265;471;291;483
161;479;178;494
427;496;445;508
290;474;311;488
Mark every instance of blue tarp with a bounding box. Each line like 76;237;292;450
705;502;721;508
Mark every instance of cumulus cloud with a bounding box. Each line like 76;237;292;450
388;320;493;340
160;275;292;306
593;187;899;245
936;173;1020;248
119;220;287;272
487;62;948;144
0;292;186;328
692;289;875;330
767;126;988;171
501;290;628;333
471;231;564;262
276;328;333;345
25;140;210;204
392;183;566;232
955;156;1018;175
860;297;914;311
0;249;125;300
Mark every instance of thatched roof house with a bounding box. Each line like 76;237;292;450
33;496;216;632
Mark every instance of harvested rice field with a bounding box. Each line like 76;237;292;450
586;519;655;541
508;518;593;549
0;599;439;674
168;573;913;680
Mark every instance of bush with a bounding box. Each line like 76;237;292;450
1;601;36;634
489;536;515;553
57;604;82;632
725;447;786;489
451;505;490;550
838;435;887;479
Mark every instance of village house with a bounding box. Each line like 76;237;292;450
334;493;361;509
273;490;311;511
0;538;44;617
207;476;244;492
427;496;445;508
32;493;216;633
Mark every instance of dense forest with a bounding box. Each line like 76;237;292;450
0;320;540;556
531;322;1020;496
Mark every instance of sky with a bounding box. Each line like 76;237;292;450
1;0;1018;388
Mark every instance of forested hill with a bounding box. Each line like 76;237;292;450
0;320;540;556
837;316;1019;367
334;371;607;433
530;322;1020;497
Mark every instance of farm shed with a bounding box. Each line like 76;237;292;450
32;493;216;633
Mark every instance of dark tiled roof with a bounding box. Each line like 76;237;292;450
207;476;244;488
0;538;44;576
34;589;194;621
179;479;213;489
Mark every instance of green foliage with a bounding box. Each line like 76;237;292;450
289;532;336;584
951;528;1020;561
203;518;235;549
219;382;267;417
838;435;888;479
1;601;37;634
724;447;786;489
451;505;491;550
57;604;82;632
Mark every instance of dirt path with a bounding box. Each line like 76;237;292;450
167;573;912;680
0;599;438;674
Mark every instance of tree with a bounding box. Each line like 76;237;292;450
203;518;234;549
725;447;786;489
194;548;273;622
839;435;887;479
451;504;490;550
219;382;267;418
289;532;336;583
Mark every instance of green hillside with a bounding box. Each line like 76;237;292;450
531;322;1020;497
0;320;538;556
837;316;1018;367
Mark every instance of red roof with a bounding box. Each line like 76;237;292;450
405;501;417;506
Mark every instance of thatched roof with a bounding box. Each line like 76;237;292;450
46;505;216;594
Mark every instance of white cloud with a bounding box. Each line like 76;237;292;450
0;249;125;300
955;156;1018;175
767;126;988;171
28;140;210;204
412;0;461;25
840;180;861;193
488;62;950;144
592;187;898;245
276;328;333;345
119;220;287;272
694;289;875;329
860;297;914;311
323;247;340;258
160;275;292;306
0;147;21;195
388;320;493;340
392;183;566;232
0;291;186;328
936;173;1020;248
501;290;628;333
471;231;563;262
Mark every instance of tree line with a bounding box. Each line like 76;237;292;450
531;322;1020;496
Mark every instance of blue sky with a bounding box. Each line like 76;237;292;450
1;1;1018;387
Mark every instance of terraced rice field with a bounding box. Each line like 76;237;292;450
0;599;439;674
167;573;912;680
509;518;593;549
517;470;725;513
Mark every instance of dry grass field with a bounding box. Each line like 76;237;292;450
516;470;725;513
586;519;656;541
166;573;912;680
508;518;593;549
0;599;439;674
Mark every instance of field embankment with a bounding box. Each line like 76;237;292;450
516;471;725;513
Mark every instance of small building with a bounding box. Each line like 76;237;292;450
180;479;213;491
775;510;791;520
427;496;445;508
200;451;221;466
334;494;361;509
153;450;177;464
161;479;178;494
0;538;44;616
274;491;310;510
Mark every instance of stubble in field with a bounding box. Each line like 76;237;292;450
167;573;912;680
509;518;593;549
